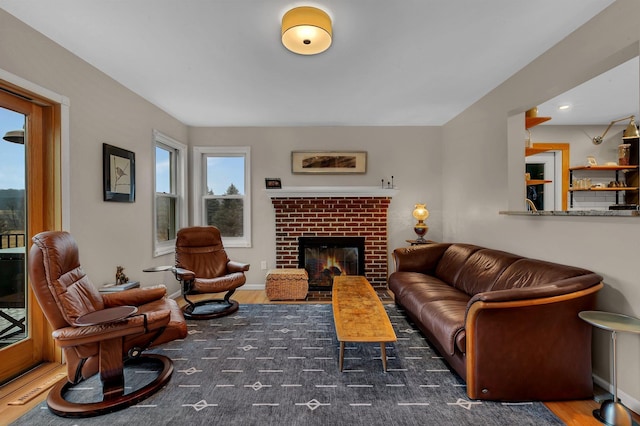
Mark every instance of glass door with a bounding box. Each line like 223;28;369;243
0;106;26;349
0;87;55;383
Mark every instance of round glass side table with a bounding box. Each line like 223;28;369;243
579;310;640;426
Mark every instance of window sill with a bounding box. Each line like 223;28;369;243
154;243;175;257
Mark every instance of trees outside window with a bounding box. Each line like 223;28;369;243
153;130;187;256
205;183;243;237
193;146;251;248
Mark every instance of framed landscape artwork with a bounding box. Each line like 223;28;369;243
291;151;367;174
103;143;135;202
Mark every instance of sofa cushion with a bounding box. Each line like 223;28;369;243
453;249;522;295
491;258;593;291
417;299;468;356
388;272;469;304
434;244;482;286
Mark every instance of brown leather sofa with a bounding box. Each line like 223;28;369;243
388;243;603;402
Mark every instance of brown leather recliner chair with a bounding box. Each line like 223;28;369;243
29;231;188;418
173;226;250;319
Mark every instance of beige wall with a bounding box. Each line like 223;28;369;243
1;10;188;291
187;126;443;286
442;0;640;409
533;125;630;166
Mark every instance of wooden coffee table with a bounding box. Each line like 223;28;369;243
332;275;397;372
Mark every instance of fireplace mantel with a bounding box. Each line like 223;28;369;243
266;186;398;198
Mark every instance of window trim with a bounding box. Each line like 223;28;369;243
192;145;251;248
153;130;187;256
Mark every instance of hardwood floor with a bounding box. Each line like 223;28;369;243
0;289;637;425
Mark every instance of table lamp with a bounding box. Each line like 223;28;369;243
412;203;429;243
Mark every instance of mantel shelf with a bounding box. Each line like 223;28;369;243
265;186;398;198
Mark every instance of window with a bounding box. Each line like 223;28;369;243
153;130;187;256
193;146;251;247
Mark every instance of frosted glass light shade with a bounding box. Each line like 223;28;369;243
412;204;430;221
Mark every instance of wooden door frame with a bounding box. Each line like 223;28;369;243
0;81;63;382
526;143;570;211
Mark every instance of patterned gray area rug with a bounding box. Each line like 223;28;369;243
13;304;563;425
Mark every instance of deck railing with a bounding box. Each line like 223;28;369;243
0;233;25;249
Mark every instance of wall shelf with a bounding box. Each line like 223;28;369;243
569;187;638;192
569;165;639;208
570;165;639;171
525;116;551;129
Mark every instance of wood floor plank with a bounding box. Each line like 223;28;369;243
0;362;66;425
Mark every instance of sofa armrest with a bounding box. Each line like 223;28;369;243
464;282;602;401
392;243;451;273
228;260;250;273
54;309;171;347
174;267;195;282
102;285;167;308
467;274;603;306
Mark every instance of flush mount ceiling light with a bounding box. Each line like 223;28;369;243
281;6;332;55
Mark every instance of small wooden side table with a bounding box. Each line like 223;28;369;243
579;310;640;426
406;239;436;246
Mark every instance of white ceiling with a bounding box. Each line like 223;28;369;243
538;57;639;125
2;0;631;127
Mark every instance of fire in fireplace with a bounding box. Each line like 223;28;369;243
298;236;365;291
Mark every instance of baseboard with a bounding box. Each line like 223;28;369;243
240;283;265;291
593;373;640;415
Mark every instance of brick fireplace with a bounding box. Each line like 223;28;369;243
268;187;395;291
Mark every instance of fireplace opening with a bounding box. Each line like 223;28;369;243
298;236;365;291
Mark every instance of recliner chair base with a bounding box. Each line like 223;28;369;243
183;299;239;319
46;355;173;418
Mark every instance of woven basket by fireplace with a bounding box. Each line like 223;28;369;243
265;268;309;301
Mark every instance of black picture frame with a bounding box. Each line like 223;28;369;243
103;143;135;202
265;178;282;189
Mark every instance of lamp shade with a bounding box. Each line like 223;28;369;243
2;129;24;144
412;204;429;221
623;116;639;140
281;6;332;55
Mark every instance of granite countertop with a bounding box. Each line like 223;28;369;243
500;210;640;217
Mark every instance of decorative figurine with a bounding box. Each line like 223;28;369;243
115;266;129;285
